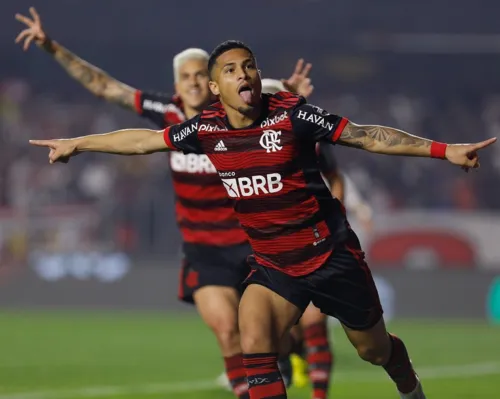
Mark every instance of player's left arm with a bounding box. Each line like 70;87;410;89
338;121;497;169
291;103;497;170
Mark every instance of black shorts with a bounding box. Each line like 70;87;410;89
244;231;383;331
178;242;252;304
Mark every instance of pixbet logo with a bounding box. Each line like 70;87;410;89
259;130;282;153
221;173;283;198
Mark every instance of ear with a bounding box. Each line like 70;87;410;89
174;81;181;96
258;69;262;77
209;80;220;96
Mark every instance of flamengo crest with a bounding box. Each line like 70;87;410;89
259;130;283;153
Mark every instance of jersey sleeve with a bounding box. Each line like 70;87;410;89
163;114;203;154
317;142;338;175
134;90;177;128
290;103;349;143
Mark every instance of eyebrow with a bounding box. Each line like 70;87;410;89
221;58;253;69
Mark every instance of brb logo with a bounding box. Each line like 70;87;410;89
170;152;216;174
259;130;282;153
221;173;283;198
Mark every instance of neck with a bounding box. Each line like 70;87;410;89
184;102;209;119
225;103;262;129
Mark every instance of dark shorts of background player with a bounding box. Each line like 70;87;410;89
244;230;383;331
178;242;252;304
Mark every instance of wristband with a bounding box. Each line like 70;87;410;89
39;36;55;54
430;141;447;159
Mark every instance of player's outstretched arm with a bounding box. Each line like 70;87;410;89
15;7;136;110
338;121;497;170
29;129;171;164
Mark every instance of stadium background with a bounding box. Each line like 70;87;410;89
0;0;499;398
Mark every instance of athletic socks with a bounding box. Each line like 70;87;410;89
224;354;250;399
383;334;423;397
243;352;287;399
304;322;333;399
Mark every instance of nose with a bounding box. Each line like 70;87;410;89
236;66;249;81
188;74;199;86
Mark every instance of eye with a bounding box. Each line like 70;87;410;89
225;67;234;74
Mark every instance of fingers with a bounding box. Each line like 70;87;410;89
29;139;55;148
300;62;312;78
293;59;304;75
23;35;35;51
49;149;55;164
29;7;41;24
15;13;33;27
472;137;497;151
15;29;31;44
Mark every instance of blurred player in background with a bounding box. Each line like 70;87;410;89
15;9;313;399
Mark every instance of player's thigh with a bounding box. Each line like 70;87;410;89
239;284;302;353
310;230;383;332
300;303;327;327
239;264;307;353
193;285;241;333
289;324;303;342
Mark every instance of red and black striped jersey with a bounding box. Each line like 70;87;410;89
134;90;247;247
163;92;351;276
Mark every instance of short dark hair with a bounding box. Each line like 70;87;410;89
208;40;255;78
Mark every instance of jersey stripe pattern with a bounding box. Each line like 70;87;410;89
135;90;247;247
165;92;350;276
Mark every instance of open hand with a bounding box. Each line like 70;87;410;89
29;139;78;164
445;137;497;172
15;7;46;51
282;59;314;98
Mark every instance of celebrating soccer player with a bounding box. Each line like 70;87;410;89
28;39;495;399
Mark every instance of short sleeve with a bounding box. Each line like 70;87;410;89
135;90;184;128
290;103;348;143
163;114;203;154
317;142;338;175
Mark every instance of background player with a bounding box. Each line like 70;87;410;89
16;10;312;398
29;40;495;399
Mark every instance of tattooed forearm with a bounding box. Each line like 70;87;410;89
43;40;136;110
338;122;432;156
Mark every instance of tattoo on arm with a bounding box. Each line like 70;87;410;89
338;122;432;156
49;41;136;110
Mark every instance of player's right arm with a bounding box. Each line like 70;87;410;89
29;116;202;164
15;7;136;110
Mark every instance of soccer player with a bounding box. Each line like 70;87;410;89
16;10;311;398
30;40;495;399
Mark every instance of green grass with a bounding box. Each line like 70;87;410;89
0;311;499;398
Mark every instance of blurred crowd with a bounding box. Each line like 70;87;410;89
1;77;499;256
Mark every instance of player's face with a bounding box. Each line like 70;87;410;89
209;48;262;114
175;59;211;110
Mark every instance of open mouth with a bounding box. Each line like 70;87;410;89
238;84;253;104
